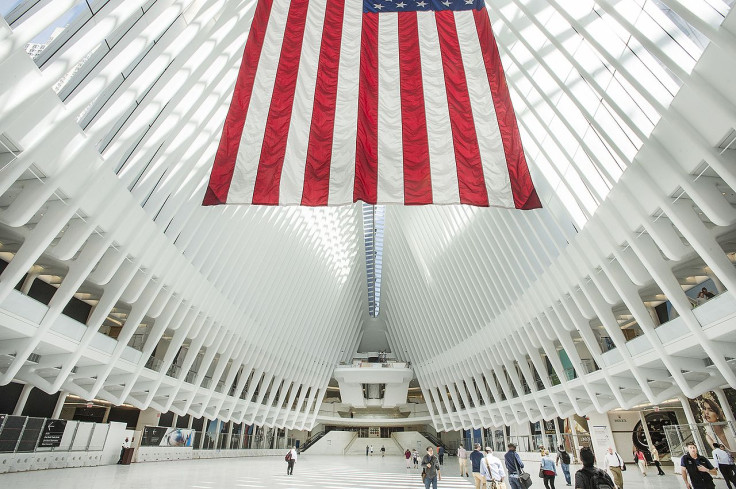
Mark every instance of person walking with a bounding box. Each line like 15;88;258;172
505;443;525;489
634;448;647;477
557;444;572;486
650;446;665;476
422;446;442;489
438;445;445;465
602;447;625;489
470;443;487;489
366;445;369;456
381;445;386;457
286;445;298;475
370;444;374;456
574;446;616;489
541;448;558;489
406;448;413;468
458;443;469;477
680;441;717;489
413;448;420;468
633;448;646;477
480;446;507;489
713;443;736;489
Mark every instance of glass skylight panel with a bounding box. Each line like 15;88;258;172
363;203;384;317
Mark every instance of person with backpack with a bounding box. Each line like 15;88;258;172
505;443;526;489
422;446;442;489
574;446;615;489
479;446;507;489
557;444;572;486
681;441;717;489
285;445;298;475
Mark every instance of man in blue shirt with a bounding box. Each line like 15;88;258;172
505;443;525;489
470;443;487;489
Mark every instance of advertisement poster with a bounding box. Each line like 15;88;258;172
564;414;591;448
142;426;194;447
159;427;194;447
593;425;613;453
38;419;67;448
688;391;736;452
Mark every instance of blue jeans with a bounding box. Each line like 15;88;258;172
508;475;524;489
424;476;438;489
561;463;571;484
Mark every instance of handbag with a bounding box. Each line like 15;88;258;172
539;466;544;478
421;469;426;482
616;453;626;471
516;457;533;488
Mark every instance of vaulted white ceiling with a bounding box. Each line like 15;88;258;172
0;0;735;430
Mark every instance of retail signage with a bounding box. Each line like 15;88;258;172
38;419;67;448
141;426;194;447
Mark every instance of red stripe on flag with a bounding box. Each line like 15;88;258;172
252;0;311;205
398;12;432;205
301;0;345;206
473;9;540;210
354;13;379;205
435;11;489;207
203;0;274;205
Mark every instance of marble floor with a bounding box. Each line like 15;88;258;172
0;454;723;489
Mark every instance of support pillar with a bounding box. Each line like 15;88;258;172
638;411;655;451
678;395;706;452
569;416;582;463
52;391;68;419
172;414;178;428
13;384;33;415
19;271;39;295
101;404;112;423
714;388;736;438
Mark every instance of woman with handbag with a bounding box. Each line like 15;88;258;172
540;449;558;489
422;446;442;489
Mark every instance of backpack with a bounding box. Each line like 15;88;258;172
559;450;571;465
580;467;614;489
285;451;292;462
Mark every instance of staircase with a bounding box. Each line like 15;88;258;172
421;432;450;453
300;431;326;452
345;437;404;456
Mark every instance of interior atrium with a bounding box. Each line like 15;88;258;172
0;0;735;486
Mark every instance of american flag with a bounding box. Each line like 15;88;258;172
204;0;540;209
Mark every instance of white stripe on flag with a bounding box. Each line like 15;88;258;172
228;0;293;204
278;0;328;204
454;10;514;208
416;11;460;204
376;12;403;204
327;0;362;205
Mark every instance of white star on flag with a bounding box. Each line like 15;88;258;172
442;0;451;6
416;1;427;6
396;1;406;6
374;3;383;8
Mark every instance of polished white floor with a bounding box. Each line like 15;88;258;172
0;454;720;488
